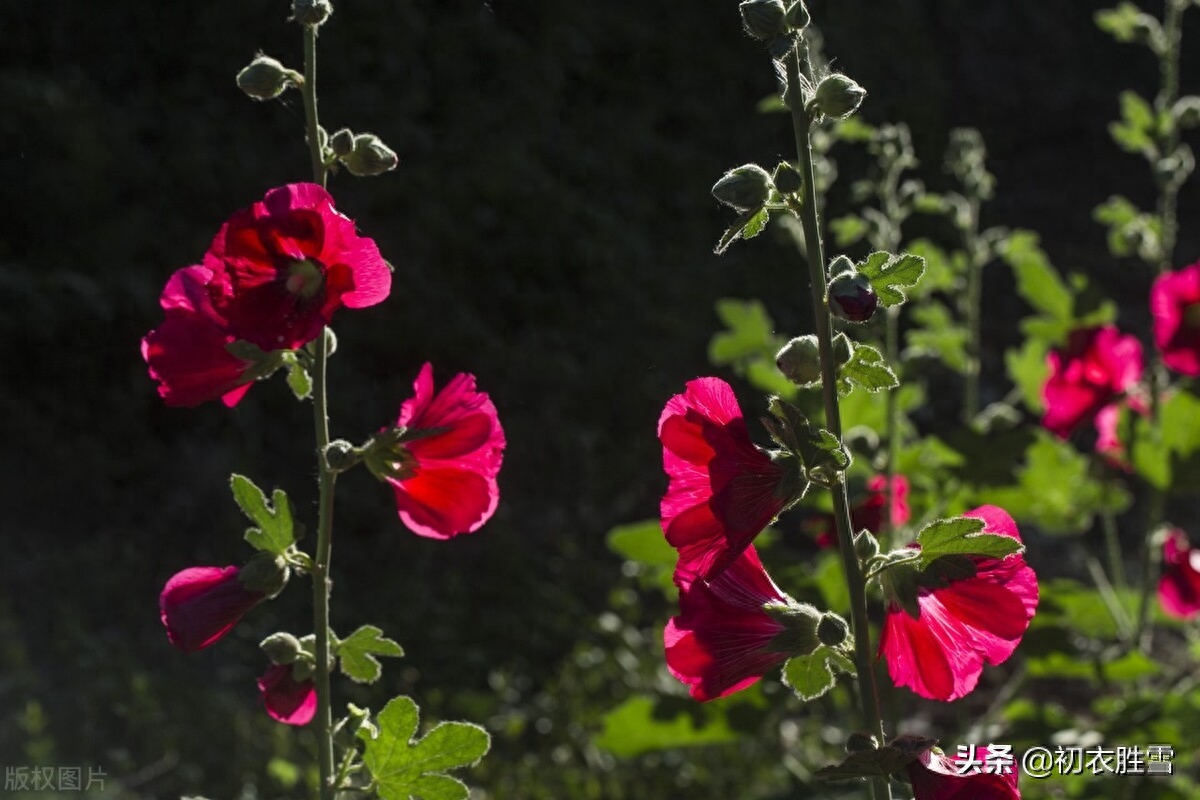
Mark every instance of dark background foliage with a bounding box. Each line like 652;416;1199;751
1;1;1197;797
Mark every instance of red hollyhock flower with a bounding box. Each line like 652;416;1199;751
879;506;1038;702
1158;528;1200;619
204;182;391;351
372;363;505;539
1042;326;1142;440
159;565;266;652
659;377;793;580
665;545;816;701
908;748;1021;800
258;664;317;726
1151;260;1200;376
142;265;258;407
810;474;910;548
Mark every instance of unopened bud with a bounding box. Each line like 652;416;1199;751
817;613;849;647
324;439;358;473
772;161;803;194
785;0;810;29
340;133;398;177
238;553;290;597
236;55;301;102
854;530;880;562
828;271;878;323
776;335;822;387
333;703;375;750
1176;96;1200;130
330;128;355;157
712;164;773;211
764;601;821;655
832;332;854;366
292;0;333;26
739;0;789;40
814;74;867;120
260;632;303;665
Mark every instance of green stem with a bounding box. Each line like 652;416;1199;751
883;306;900;541
301;21;335;800
1101;506;1126;590
787;50;890;800
962;201;983;425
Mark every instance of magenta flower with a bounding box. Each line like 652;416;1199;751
258;664;317;726
809;474;910;548
1151;260;1200;376
878;506;1038;701
370;363;505;539
665;545;814;701
908;748;1021;800
203;182;391;351
159;566;266;652
1042;326;1143;440
142;265;258;407
1158;528;1200;619
659;377;792;580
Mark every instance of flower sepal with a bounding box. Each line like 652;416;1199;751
239;553;290;598
763;397;850;485
814;733;937;782
260;632;304;665
761;601;822;655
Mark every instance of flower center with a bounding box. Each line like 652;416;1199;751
1183;303;1200;331
285;258;325;300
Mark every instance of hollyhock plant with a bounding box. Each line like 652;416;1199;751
203;182;392;351
659;377;798;580
160;565;269;652
809;474;910;548
1158;528;1200;619
1042;325;1143;441
366;363;506;539
879;505;1038;702
258;663;318;726
907;747;1021;800
665;545;820;701
1151;260;1200;376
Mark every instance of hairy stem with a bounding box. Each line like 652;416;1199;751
962;200;983;424
787;49;890;800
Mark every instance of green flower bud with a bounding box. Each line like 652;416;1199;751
712;164;773;211
291;658;315;682
340;133;399;177
785;0;810;29
260;632;304;665
292;0;333;26
324;439;359;473
740;0;789;41
827;254;855;278
333;703;375;751
776;335;822;387
772;161;803;194
236;55;302;102
828;271;878;323
846;732;878;753
854;530;880;562
817;612;849;647
832;332;854;366
764;601;822;655
330;128;354;157
814;74;867;120
238;553;290;597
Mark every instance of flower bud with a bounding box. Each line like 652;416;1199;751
828;271;878;323
330;128;354;157
340;133;398;177
236;55;302;102
854;530;880;562
292;0;333;26
814;74;867;120
776;335;822;387
846;732;878;753
764;601;822;655
238;553;290;597
333;703;375;751
739;0;789;40
832;332;854;366
827;254;855;278
260;632;304;665
772;161;803;194
817;612;849;647
785;0;810;29
324;439;358;473
712;164;773;211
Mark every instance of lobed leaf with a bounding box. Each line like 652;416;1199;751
230;474;295;555
782;645;855;702
338;625;404;684
856;251;926;308
836;342;898;396
915;517;1022;570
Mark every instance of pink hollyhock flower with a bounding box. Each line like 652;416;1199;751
142;265;258;407
1042;326;1143;439
159;565;267;652
659;377;794;580
203;182;391;351
665;545;818;701
908;748;1020;800
258;664;317;726
368;363;505;539
879;505;1038;701
810;474;911;548
1151;261;1200;376
1158;528;1200;619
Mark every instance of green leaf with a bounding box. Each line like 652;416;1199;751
1001;230;1072;321
605;520;675;567
830;215;869;248
361;696;490;800
906;302;970;373
1006;339;1049;412
781;645;855;702
709;299;779;365
338;625;404;684
230;474;295;555
1162;390;1200;457
594;695;737;757
903;239;962;296
1095;3;1162;45
815;734;937;782
915;517;1022;570
714;207;769;254
1110;91;1158;156
834;116;876;142
837;342;898;395
856;251;926;308
285;358;312;400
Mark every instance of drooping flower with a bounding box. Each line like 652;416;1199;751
203;182;391;351
664;545;820;701
1042;326;1143;440
1158;528;1200;619
1151;260;1200;376
366;363;505;539
159;565;267;652
659;377;796;580
809;474;910;548
908;747;1021;800
258;664;317;726
878;505;1038;702
142;265;259;407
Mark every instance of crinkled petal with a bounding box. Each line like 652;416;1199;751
258;664;317;726
142;315;255;408
391;467;497;539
